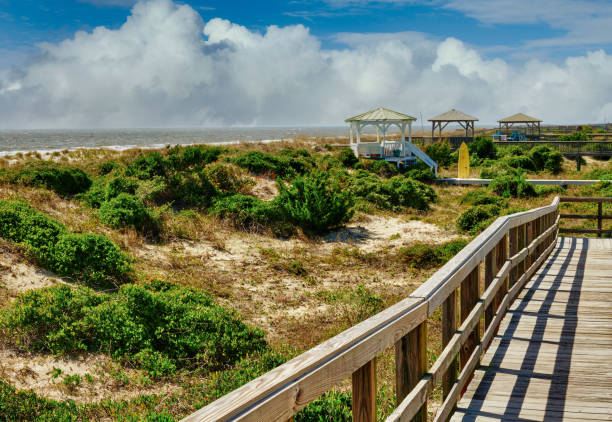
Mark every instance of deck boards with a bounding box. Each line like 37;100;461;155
451;237;612;421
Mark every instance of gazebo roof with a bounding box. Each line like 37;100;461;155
498;112;542;123
345;107;416;122
428;109;478;122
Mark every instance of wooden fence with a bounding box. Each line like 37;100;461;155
181;197;561;422
559;196;612;237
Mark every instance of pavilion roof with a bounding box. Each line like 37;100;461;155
345;107;416;122
428;108;478;122
498;112;542;123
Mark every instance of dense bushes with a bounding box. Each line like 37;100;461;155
277;171;354;234
426;142;452;167
350;171;437;211
460;189;506;206
489;170;537;198
0;200;132;288
469;136;497;160
232;150;312;178
337;148;359;168
529;146;563;174
211;194;284;232
14;165;92;195
398;239;468;269
204;163;252;194
1;280;266;377
457;204;501;234
99;193;159;233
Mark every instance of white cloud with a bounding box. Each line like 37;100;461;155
0;0;611;128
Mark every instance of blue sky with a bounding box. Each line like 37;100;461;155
2;0;609;66
0;0;611;128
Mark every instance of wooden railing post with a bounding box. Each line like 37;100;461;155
484;250;494;329
353;358;377;422
598;201;603;238
442;291;457;400
460;267;480;368
396;322;427;421
509;227;518;287
494;234;508;315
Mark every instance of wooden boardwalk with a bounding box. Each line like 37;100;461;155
452;237;612;421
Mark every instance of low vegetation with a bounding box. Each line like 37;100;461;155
0;135;604;420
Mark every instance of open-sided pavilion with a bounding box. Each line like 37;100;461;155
498;112;542;137
428;108;478;138
345;107;438;175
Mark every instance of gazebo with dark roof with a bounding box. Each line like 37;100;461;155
428;109;479;138
498;112;542;137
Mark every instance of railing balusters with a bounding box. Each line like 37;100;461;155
442;290;457;400
395;322;428;421
509;227;518;287
484;250;495;328
353;358;377;422
460;267;480;369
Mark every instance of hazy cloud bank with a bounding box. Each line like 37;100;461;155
0;0;611;128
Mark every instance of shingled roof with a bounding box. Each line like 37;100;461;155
498;112;542;123
345;107;416;122
428;109;479;122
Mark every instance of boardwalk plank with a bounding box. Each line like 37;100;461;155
452;237;612;421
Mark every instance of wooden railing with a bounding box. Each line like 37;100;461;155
181;198;561;422
559;196;612;237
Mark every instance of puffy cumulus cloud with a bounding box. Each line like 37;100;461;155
0;0;612;128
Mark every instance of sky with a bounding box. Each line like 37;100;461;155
0;0;611;128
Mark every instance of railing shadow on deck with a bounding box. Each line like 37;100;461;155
452;236;588;421
179;197;606;422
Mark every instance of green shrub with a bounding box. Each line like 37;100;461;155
398;239;468;269
528;146;563;174
167;171;218;207
232;151;295;178
559;131;588;142
0;200;132;288
426;142;452;167
337;148;359;168
349;171;436;211
369;159;398;178
500;155;536;171
98;193;159;233
0;379;79;421
405;167;435;182
15;165;92;195
489;170;536;198
535;185;567;196
49;233;134;288
167;145;223;171
277;171;354;234
457;204;501;234
385;176;437;210
469;136;497;160
295;391;352;421
584;168;612;180
127;152;168;180
98;160;119;175
211;194;285;232
2;281;267;377
460;189;506;206
204;163;252;194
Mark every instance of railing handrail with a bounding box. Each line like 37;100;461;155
559;196;612;237
182;197;561;422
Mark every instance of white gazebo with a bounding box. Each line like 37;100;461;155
345;107;438;175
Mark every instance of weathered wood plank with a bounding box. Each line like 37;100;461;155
353;358;376;422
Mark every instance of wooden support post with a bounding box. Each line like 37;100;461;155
598;201;603;238
509;227;518;287
442;291;457;400
494;234;507;315
484;250;494;329
396;322;427;422
517;224;525;280
460;267;480;369
353;358;377;422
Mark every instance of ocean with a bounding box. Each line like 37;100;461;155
0;127;349;156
